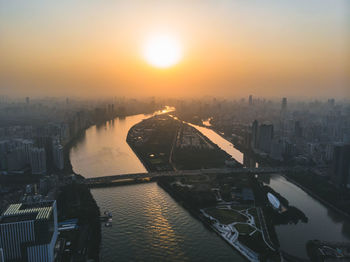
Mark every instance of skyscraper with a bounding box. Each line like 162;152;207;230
22;139;34;163
30;147;46;174
249;95;253;106
52;139;64;170
251;120;259;150
294;121;303;138
281;97;287;112
0;201;58;262
258;124;274;153
331;144;350;188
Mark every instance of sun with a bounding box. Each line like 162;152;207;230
143;34;182;68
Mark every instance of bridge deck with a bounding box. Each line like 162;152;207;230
84;167;301;184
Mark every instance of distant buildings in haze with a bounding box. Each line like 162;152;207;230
281;97;287;112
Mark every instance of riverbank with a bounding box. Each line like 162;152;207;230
57;183;101;261
126;129;154;172
281;173;350;219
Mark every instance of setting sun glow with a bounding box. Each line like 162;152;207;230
143;34;182;68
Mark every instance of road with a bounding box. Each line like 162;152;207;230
83;166;305;185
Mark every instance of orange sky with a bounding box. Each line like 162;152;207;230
0;1;349;98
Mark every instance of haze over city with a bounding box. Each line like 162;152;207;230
1;1;350;262
1;0;349;99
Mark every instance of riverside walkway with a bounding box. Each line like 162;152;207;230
83;166;304;186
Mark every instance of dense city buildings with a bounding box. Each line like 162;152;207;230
0;0;348;260
0;95;349;262
0;97;160;175
0;200;58;262
174;96;350;180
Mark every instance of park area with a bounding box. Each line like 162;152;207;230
204;207;247;224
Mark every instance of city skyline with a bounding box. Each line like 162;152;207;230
1;1;350;261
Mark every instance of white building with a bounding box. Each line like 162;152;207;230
0;201;58;262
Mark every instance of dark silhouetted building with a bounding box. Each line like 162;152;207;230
258;123;274;153
295;121;303;138
251;120;259;149
328;98;335;107
281;97;287;112
331;144;350;188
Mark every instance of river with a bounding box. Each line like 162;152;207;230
70;114;148;178
70;112;350;260
189;122;350;258
70;112;245;262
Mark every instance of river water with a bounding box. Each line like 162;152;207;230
70;113;244;262
70;112;350;260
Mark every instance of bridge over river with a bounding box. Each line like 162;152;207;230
83;166;305;186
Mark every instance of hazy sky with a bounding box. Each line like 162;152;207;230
0;0;349;98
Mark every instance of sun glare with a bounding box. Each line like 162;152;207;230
143;34;182;68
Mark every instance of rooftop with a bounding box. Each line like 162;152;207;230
0;201;55;223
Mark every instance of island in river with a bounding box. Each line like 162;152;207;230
126;114;241;172
126;113;309;261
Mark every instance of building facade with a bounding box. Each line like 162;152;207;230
0;201;58;262
331;144;350;188
258;124;274;153
30;148;46;175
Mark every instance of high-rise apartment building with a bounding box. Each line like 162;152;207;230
22;139;34;163
52;140;64;170
0;201;58;262
258;124;274;153
331;144;350;188
30;147;46;174
251;120;259;150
